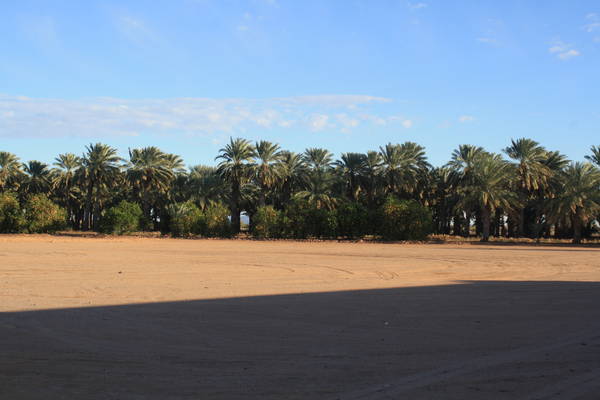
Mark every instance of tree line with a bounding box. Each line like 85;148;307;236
1;138;599;243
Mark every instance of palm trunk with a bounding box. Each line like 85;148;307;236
84;178;94;231
572;210;583;244
481;206;491;242
231;180;241;233
518;207;525;237
258;185;266;208
453;213;462;236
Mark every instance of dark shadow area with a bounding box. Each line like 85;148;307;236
2;281;600;399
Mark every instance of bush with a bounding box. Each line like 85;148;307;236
100;201;143;235
204;202;231;237
23;194;67;233
252;206;281;238
0;192;24;233
377;197;432;241
280;200;337;239
279;200;309;239
168;201;205;237
335;201;369;239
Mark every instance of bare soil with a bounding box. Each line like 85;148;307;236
1;235;600;399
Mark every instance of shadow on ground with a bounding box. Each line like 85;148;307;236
2;281;600;399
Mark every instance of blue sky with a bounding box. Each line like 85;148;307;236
1;0;599;167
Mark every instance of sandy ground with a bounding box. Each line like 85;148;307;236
1;235;600;399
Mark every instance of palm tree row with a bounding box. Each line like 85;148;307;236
1;138;599;242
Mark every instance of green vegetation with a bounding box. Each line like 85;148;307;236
379;197;433;241
1;139;599;243
0;192;23;233
100;201;143;235
23;194;67;233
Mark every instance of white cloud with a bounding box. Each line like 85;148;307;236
336;113;360;130
0;94;405;138
307;114;330;131
458;115;475;123
584;13;600;32
557;49;580;60
402;119;413;128
549;41;580;60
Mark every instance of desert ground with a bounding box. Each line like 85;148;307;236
1;235;600;399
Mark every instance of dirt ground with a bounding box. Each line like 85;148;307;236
1;235;600;399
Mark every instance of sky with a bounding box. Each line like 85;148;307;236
1;0;599;167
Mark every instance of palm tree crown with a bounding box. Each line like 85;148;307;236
216;137;256;232
0;151;23;192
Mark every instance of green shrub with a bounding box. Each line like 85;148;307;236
307;206;337;239
0;192;24;233
23;194;67;233
168;201;205;237
279;200;309;239
252;206;281;238
335;201;369;239
204;202;231;237
100;201;143;235
377;197;432;241
280;200;337;239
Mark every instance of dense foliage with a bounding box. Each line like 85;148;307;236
23;194;68;233
378;197;433;241
0;192;23;233
1;138;599;243
100;201;143;235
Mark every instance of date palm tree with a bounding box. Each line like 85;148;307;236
457;153;518;242
80;143;122;230
52;153;82;227
379;142;428;197
303;148;333;175
429;167;460;234
216;137;255;232
294;172;337;210
585;145;600;167
503;138;551;236
0;151;23;192
550;162;600;243
21;160;52;196
188;165;227;210
359;151;383;206
276;151;307;208
253;141;282;207
447;144;486;179
127;147;175;225
163;153;186;174
334;152;366;201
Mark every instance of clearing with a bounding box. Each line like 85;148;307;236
1;235;600;399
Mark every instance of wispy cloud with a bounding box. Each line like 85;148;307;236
477;37;498;45
0;94;406;138
307;114;330;132
583;13;600;32
549;40;580;60
458;115;475;123
115;14;161;46
408;2;427;10
582;13;600;42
